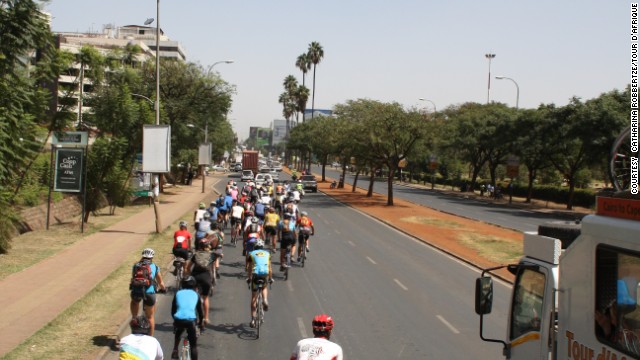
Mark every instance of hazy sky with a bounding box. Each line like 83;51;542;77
45;1;632;140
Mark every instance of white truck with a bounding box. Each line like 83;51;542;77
475;195;640;360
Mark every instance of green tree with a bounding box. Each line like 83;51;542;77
307;41;324;120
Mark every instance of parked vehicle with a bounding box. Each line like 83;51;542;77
210;164;227;172
475;195;640;360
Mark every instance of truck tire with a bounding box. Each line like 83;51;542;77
538;221;581;249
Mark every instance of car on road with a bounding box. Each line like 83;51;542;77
254;173;274;187
233;163;242;172
241;170;254;182
300;175;318;192
268;171;280;181
331;162;341;168
210;164;228;172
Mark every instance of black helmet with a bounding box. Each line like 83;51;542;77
130;315;151;335
181;275;196;289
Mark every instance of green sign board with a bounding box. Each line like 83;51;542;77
54;148;84;192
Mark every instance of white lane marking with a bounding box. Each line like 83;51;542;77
288;280;294;292
393;279;408;291
436;315;460;334
335;229;341;235
297;317;309;338
348;240;355;247
366;256;377;265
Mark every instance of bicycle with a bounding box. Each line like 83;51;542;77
609;126;638;191
282;244;292;281
178;331;191;360
230;219;241;247
172;257;186;290
247;277;270;338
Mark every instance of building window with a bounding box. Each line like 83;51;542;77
595;246;640;357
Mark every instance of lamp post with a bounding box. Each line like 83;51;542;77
485;53;496;103
418;98;437;113
207;60;234;75
495;76;520;109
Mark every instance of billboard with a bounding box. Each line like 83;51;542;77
142;125;171;173
257;128;271;148
249;126;258;140
303;109;333;121
272;119;287;144
54;148;84;192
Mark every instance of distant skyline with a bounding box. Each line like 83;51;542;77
45;1;632;141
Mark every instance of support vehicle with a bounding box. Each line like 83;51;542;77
242;150;259;175
475;195;640;360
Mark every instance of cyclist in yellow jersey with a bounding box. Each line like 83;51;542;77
263;207;280;252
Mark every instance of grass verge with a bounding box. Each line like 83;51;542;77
458;232;522;264
2;210;187;360
400;215;462;228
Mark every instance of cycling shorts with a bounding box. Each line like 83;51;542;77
173;248;190;260
218;209;228;216
280;232;296;248
231;216;242;227
264;225;277;236
251;274;269;292
298;231;311;243
193;271;212;296
130;292;156;307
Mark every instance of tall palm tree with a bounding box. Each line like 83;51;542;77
295;53;311;88
294;85;310;124
283;75;298;122
307;42;324;120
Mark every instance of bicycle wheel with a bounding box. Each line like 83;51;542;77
256;292;262;338
180;337;191;360
609;126;637;191
175;267;183;290
300;242;306;268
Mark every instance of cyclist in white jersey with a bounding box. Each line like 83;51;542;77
290;314;343;360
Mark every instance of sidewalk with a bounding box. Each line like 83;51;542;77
0;181;216;357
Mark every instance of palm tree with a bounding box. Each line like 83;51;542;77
295;53;311;88
294;85;310;124
283;75;298;122
307;42;324;120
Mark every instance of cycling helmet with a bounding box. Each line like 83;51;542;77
255;239;265;248
312;314;334;333
181;275;196;289
141;248;155;258
130;315;151;335
203;212;211;219
301;211;308;217
210;201;216;206
199;202;206;209
179;220;188;228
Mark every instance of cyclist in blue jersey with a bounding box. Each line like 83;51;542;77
171;276;204;360
246;239;273;328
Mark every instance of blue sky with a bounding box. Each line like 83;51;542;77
45;1;631;140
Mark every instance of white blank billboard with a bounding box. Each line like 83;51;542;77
142;125;171;173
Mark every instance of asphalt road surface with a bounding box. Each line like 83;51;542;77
317;166;583;233
150;178;513;359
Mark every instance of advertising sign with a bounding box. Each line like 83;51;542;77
198;143;212;165
54;148;84;192
142;125;171;173
52;131;88;146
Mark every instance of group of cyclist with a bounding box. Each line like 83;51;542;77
123;174;341;359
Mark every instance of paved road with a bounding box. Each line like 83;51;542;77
317;166;584;233
149;179;513;359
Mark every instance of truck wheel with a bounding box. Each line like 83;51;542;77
538;221;581;249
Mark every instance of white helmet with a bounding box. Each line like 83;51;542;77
141;248;155;258
255;239;265;248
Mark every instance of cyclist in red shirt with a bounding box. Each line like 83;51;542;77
172;221;192;274
296;211;315;261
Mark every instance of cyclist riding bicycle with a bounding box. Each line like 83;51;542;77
207;225;224;279
279;212;298;271
186;240;214;324
195;212;212;241
296;211;315;260
246;239;273;328
171;276;204;360
230;199;245;238
172;221;192;275
119;316;163;360
193;202;208;231
130;248;166;337
263;206;280;252
290;314;343;360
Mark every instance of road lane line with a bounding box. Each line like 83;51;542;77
436;315;460;334
366;256;377;265
297;317;308;338
348;240;355;247
393;278;408;291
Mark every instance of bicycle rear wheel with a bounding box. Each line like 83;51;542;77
256;293;263;338
180;337;191;360
609;126;637;191
301;242;306;268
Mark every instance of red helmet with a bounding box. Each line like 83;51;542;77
312;314;334;332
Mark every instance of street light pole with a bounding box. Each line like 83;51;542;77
485;53;496;104
418;98;437;113
495;76;520;109
152;0;161;233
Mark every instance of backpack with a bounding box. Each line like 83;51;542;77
300;217;311;227
131;260;153;291
192;251;211;273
